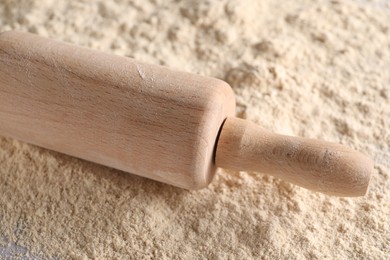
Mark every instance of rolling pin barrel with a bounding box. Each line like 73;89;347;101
0;31;373;196
0;30;236;189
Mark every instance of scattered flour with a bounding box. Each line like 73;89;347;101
0;0;389;258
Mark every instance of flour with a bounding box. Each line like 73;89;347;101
0;0;389;258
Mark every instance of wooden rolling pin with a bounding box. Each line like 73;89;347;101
0;31;373;196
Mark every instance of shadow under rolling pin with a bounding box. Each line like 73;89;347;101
0;31;373;196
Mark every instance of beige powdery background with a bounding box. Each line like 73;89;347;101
0;0;389;258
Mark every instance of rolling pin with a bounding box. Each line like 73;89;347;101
0;31;373;196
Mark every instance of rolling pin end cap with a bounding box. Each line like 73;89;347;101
351;157;374;197
326;153;374;197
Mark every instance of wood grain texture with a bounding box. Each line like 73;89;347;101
0;31;373;196
215;117;373;196
0;31;236;189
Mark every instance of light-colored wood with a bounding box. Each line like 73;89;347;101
0;31;373;196
0;31;236;189
215;117;373;196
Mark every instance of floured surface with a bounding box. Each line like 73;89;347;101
0;0;389;258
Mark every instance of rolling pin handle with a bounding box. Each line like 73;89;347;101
215;117;373;197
